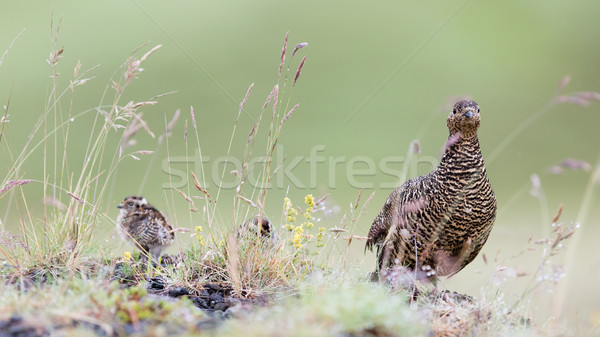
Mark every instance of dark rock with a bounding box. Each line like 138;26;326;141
209;292;224;304
147;277;165;291
189;296;209;310
203;283;222;292
213;302;229;311
198;289;210;298
167;287;190;298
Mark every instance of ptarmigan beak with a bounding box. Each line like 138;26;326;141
117;204;122;209
465;110;474;118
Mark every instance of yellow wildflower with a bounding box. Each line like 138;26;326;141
292;233;303;248
304;194;315;208
307;222;314;228
295;225;304;234
284;197;292;211
317;227;325;247
123;251;132;260
195;226;203;232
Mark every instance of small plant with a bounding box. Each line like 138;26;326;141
112;286;172;327
283;194;319;252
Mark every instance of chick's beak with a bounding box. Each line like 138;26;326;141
117;204;122;209
465;110;474;118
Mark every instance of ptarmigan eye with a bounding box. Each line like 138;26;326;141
128;202;134;207
452;108;456;114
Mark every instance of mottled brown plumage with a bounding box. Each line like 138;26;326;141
366;100;497;280
236;215;280;246
116;196;174;261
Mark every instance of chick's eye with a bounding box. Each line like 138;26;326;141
128;202;134;207
452;108;456;114
477;108;480;113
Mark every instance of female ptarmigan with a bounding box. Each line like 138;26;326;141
116;195;174;262
366;100;496;281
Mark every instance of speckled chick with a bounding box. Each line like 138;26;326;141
366;100;497;280
116;196;174;261
236;215;280;246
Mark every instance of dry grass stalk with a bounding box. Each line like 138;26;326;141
293;56;307;87
556;75;571;92
263;85;277;111
0;28;25;67
247;121;259;143
282;103;299;123
118;105;156;154
226;236;242;296
555;91;600;106
175;188;195;206
158;109;181;145
271;85;279;117
124;44;162;86
238;82;254;118
560;158;591;171
190;106;197;130
0;179;33;196
191;171;212;201
119;118;143;156
0;90;12;141
66;191;84;204
237;195;258;209
548;158;592;175
411;140;421;154
315;194;329;206
47;46;64;67
291;42;308;57
184;119;188;143
278;32;288;79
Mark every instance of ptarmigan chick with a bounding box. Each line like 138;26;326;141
366;100;497;281
116;195;174;261
236;215;280;247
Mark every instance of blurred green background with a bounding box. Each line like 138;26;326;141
1;0;599;329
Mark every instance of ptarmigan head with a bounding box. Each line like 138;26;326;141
117;195;148;215
447;100;480;138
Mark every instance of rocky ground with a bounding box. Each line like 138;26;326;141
0;256;273;337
